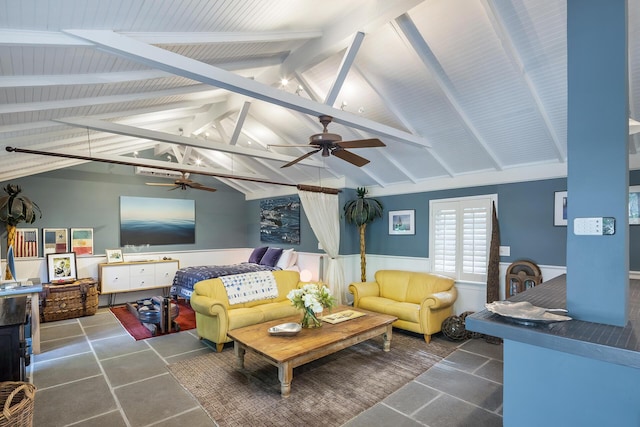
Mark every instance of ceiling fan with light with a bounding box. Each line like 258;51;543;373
145;172;217;192
269;115;386;168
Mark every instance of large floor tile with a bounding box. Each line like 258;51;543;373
114;373;202;427
83;321;129;341
92;334;150;360
33;375;118;427
35;335;92;362
71;410;128;427
100;348;168;387
342;403;424;427
475;359;504;383
459;338;504;361
146;329;210;358
79;311;120;327
413;393;503;427
383;381;440;415
442;348;492;373
40;322;84;341
415;364;503;411
33;352;101;389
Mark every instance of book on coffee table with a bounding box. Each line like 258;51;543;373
320;310;366;324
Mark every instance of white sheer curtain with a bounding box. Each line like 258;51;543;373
297;189;346;304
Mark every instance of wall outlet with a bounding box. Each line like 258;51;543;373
499;246;511;256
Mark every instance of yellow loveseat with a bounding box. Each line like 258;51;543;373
348;270;457;343
190;270;302;352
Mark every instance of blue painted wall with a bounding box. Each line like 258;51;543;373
4;163;640;271
0;163;250;254
342;174;640;270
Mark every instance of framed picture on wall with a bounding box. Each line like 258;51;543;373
46;252;77;283
554;191;568;226
71;228;94;256
14;228;39;258
389;210;415;235
43;228;69;255
629;186;640;225
105;249;124;264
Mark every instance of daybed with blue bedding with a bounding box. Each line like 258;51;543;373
170;246;298;299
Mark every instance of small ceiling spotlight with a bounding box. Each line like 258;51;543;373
204;132;210;140
166;155;172;162
195;158;202;166
247;140;252;145
178;128;184;136
358;106;365;114
295;85;304;96
280;78;289;87
340;101;348;111
133;151;139;158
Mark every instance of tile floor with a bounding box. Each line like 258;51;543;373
30;309;503;427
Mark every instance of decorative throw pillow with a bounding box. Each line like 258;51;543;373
248;246;269;264
276;248;295;269
259;247;283;267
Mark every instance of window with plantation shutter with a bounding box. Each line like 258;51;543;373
430;195;496;282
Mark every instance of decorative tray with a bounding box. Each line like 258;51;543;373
486;301;571;325
319;310;366;324
268;322;302;336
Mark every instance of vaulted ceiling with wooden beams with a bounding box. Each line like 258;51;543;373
1;1;639;198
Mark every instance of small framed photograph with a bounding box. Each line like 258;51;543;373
554;191;568;226
629;186;640;225
71;228;94;256
46;252;77;283
105;248;124;264
43;228;69;255
14;228;39;258
389;210;415;235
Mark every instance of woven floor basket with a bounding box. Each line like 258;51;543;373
0;382;36;427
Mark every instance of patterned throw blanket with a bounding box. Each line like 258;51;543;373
220;271;279;305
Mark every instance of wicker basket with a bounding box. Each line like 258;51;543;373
0;382;36;427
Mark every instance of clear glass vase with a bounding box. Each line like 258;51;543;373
300;307;322;328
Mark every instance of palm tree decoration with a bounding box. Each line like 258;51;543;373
343;187;383;282
0;184;42;279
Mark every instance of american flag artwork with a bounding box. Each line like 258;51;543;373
15;228;39;257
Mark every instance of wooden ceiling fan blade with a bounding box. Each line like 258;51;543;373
269;143;319;148
336;138;386;149
189;182;217;192
332;149;370;167
281;148;321;168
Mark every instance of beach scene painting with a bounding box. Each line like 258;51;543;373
260;196;300;244
120;196;195;246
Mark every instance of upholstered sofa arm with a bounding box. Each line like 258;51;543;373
190;295;227;318
348;281;380;306
421;288;458;310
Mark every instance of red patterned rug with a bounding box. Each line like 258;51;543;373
110;299;196;340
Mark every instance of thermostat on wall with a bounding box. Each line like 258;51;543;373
573;217;615;235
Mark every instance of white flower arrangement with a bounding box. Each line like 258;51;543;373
287;282;336;313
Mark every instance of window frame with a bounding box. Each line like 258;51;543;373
429;194;497;282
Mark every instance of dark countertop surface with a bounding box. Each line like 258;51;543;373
0;296;27;327
466;274;640;369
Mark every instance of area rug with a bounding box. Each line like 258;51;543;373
168;331;455;426
110;299;196;340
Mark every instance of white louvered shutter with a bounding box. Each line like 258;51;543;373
430;196;494;281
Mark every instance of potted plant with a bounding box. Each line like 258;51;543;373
343;187;383;282
0;184;42;279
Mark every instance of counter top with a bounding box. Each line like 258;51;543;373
0;283;43;298
466;274;640;369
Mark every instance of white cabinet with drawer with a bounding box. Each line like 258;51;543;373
98;260;179;295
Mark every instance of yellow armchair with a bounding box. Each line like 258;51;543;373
349;270;457;343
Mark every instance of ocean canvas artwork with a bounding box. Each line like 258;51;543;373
120;196;195;246
260;196;300;245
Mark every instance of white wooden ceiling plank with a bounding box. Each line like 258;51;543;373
394;13;503;170
480;0;565;162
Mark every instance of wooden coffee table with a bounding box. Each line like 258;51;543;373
226;306;397;397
